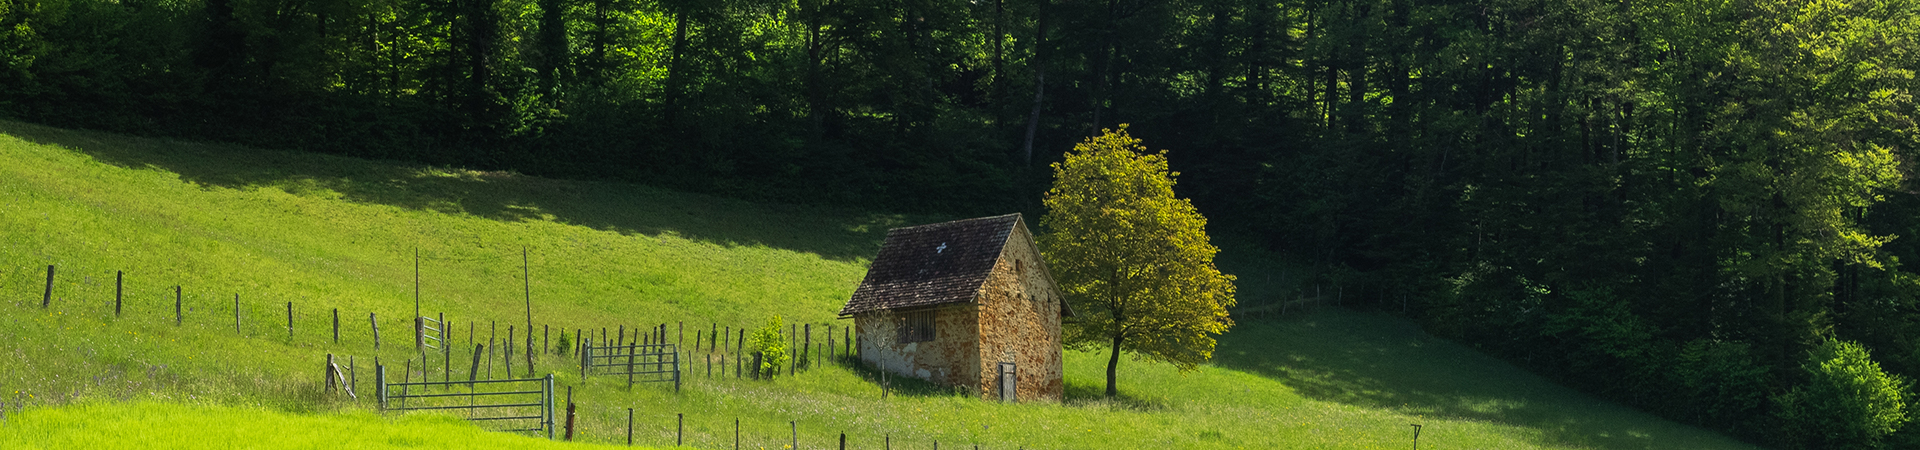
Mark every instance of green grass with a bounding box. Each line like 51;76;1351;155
0;120;1759;449
0;401;643;449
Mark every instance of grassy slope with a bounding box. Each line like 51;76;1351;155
0;120;1756;450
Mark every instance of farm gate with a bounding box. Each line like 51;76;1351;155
581;342;681;392
377;366;556;439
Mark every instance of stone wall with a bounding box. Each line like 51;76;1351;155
973;220;1066;402
855;303;980;388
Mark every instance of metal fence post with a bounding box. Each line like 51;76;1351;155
546;374;556;440
375;364;387;411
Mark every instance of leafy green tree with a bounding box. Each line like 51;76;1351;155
1040;125;1237;397
748;316;788;379
1775;339;1911;449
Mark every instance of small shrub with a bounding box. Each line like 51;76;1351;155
1774;339;1911;449
556;330;571;356
749;316;788;379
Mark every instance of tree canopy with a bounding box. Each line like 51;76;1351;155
1040;126;1236;397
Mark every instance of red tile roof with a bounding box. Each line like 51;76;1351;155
838;214;1021;316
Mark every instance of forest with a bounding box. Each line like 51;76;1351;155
3;0;1920;447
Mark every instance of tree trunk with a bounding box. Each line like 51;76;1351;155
1090;0;1119;131
664;5;692;128
804;0;826;136
1105;332;1124;396
1021;0;1050;166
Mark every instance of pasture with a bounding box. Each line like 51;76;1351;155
0;121;1755;449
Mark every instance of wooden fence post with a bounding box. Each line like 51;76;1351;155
287;302;294;340
506;326;515;378
790;420;796;450
371;313;381;350
114;270;122;317
333;309;340;344
487;321;497;380
174;286;182;326
626;408;633;446
840;433;846;450
803;324;812;370
680;413;685;446
41;265;52;308
735;418;740;450
234;294;241;334
326;353;337;393
564;386;576;441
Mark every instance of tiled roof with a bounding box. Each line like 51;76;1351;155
838;214;1021;316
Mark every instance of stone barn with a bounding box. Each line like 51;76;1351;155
838;213;1072;402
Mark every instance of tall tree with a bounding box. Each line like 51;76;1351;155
1040;126;1237;396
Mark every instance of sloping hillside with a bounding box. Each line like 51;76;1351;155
0;121;1755;449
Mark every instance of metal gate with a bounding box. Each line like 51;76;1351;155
581;342;681;392
418;313;449;381
378;365;556;439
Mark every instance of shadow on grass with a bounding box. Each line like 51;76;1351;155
1214;308;1755;450
834;354;975;399
0;120;912;262
1063;381;1167;411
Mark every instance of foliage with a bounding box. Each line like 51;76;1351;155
556;329;571;356
749;315;788;379
1040;126;1236;396
1774;339;1912;449
1667;339;1772;436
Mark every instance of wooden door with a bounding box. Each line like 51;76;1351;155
998;362;1017;402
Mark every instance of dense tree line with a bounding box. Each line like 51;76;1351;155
5;0;1920;446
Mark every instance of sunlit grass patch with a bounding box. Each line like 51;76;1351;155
0;401;641;449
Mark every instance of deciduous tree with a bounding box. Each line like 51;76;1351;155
1041;125;1236;397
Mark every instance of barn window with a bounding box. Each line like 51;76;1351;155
898;310;936;343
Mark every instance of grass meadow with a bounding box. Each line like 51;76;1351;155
0;120;1758;449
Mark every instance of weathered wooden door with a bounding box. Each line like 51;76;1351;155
998;362;1017;402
